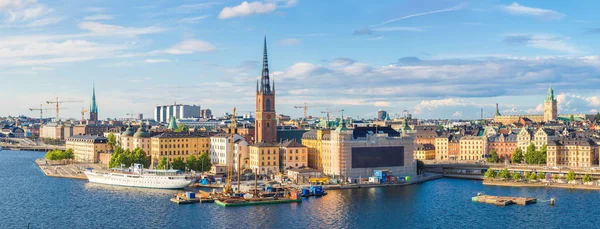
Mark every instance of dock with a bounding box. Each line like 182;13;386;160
215;198;301;207
35;159;105;180
472;195;537;206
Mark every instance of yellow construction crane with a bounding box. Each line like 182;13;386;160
81;108;89;123
294;102;327;120
321;108;344;129
223;107;237;195
46;97;83;119
29;104;52;126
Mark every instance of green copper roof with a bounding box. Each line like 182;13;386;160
133;125;150;138
91;83;98;113
167;116;178;130
122;124;134;137
335;112;348;132
546;85;556;102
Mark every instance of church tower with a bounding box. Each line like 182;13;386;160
255;36;277;144
544;85;557;122
90;83;99;124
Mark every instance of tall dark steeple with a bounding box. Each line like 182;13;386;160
260;36;272;94
255;36;277;143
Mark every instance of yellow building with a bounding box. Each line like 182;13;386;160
414;143;435;160
547;138;596;167
150;132;211;166
249;143;279;175
278;139;308;171
435;135;450;160
459;136;487;161
301;129;330;170
66;135;109;163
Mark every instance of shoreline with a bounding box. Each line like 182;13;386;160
483;179;600;190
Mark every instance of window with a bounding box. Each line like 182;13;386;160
266;99;271;111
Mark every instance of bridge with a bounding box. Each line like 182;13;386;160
424;162;488;180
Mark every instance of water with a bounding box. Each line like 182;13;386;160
1;150;599;229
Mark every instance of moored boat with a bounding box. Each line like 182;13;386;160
84;164;193;189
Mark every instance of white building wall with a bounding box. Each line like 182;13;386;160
210;134;244;168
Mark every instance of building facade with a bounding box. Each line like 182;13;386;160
154;104;201;123
547;138;596;167
278;139;308;172
249;143;280;175
414;143;435;160
150;132;211;166
544;86;558;122
66;135;109;163
488;133;517;161
254;36;277;144
459;136;487;161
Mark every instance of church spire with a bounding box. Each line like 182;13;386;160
495;103;501;116
91;83;98;113
260;36;271;94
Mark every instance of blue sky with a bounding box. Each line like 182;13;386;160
1;0;600;120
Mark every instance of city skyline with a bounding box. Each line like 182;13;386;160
1;0;600;119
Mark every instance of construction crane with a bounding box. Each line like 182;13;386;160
29;104;52;126
294;102;327;120
223;107;237;195
321;108;343;129
81;108;89;123
46;97;83;120
126;113;137;119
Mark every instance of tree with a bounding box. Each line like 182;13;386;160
197;152;212;172
484;169;497;179
595;112;600;122
63;148;74;160
583;174;593;183
538;144;547;165
525;143;536;164
527;172;537;180
498;169;510;179
171;157;186;171
109;147;124;168
552;174;559;180
512;148;524;163
569;115;575;124
107;133;117;151
157;157;168;170
512;172;521;181
175;124;190;133
186;155;199;172
487;150;499;163
566;170;576;182
537;172;545;180
132;147;150;168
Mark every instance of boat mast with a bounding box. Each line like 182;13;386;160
223;107;237;195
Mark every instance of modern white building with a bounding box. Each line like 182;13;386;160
154;104;201;123
209;133;249;172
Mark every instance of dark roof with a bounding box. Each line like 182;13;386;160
278;139;304;148
153;132;209;138
67;135;107;143
352;126;400;139
415;143;435;150
252;142;277;147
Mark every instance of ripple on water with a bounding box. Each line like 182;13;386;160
1;151;600;228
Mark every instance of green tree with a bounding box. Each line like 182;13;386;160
583;174;593;183
186;155;199;172
595;112;600;122
566;170;576;182
416;159;425;175
569;115;575;124
107;133;117;151
512;172;521;181
157;157;168;170
63;148;74;160
45;150;58;160
552;174;559;180
487;150;499;163
498;169;510;179
197;152;212;172
484;169;497;179
132;147;150;168
175;124;190;133
108;146;124;168
512;148;524;163
525;143;536;164
171;157;186;171
537;172;545;180
527;172;537;180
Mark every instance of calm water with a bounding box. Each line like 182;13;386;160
1;150;599;229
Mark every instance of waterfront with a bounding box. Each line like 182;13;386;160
3;151;600;228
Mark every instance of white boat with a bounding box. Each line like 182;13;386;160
84;164;193;189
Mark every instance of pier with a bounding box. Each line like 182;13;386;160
35;159;103;180
472;195;537;206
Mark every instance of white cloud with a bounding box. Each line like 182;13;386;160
278;38;301;46
374;101;390;107
501;2;564;20
503;34;577;53
452;111;463;118
77;21;164;37
0;0;61;27
162;39;217;54
178;15;209;23
83;14;113;21
218;1;277;19
144;59;170;63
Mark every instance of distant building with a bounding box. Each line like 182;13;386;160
201;109;212;119
89;84;99;124
154;104;201;123
278;139;308;172
150;132;211;167
66;135;109;163
41;123;63;140
414;143;435;160
488;133;517;161
377;110;388;121
249;142;280;175
459;135;487;161
547;138;597;167
209;133;248;172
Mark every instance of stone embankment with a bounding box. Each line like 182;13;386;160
35;159;104;180
483;179;600;190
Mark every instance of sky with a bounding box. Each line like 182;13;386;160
1;0;600;120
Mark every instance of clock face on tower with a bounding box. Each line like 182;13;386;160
266;114;271;119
